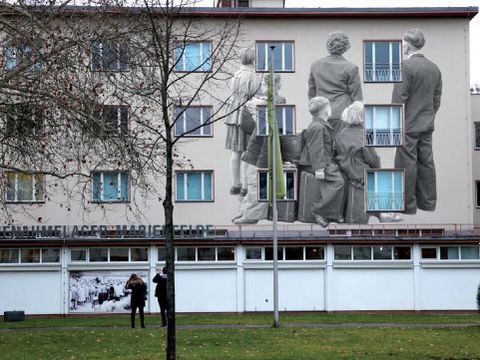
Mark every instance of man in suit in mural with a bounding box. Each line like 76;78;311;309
308;31;363;137
393;28;442;215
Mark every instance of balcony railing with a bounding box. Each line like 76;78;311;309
367;192;404;211
365;129;402;146
364;64;401;82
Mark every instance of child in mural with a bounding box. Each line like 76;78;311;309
335;102;380;223
224;47;262;196
232;74;286;224
298;97;345;227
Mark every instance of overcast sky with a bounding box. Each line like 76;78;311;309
201;0;480;87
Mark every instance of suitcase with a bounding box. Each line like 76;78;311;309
297;171;320;223
269;201;296;222
4;311;25;322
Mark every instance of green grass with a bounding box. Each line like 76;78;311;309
1;312;480;329
1;326;480;359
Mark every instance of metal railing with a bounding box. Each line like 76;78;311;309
364;66;401;82
365;130;402;146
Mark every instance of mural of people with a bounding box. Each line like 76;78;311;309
393;28;442;215
298;97;345;227
308;31;363;137
335;102;381;223
232;74;286;224
224;48;261;196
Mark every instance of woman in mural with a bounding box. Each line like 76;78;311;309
224;48;262;196
335;102;380;223
125;273;147;328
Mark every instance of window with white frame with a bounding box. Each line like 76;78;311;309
421;246;480;260
175;246;235;262
366;170;404;211
364;105;403;146
175;106;212;136
6;172;45;202
0;248;60;263
91;41;129;71
174;42;211;72
175;171;213;201
93;105;128;135
4;43;43;70
258;168;296;201
4;104;44;137
334;245;411;261
244;246;324;261
69;248;148;262
92;172;129;202
476;181;480;208
364;40;402;82
256;105;295;136
475;123;480;150
256;41;294;72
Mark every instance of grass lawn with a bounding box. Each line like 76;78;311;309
1;314;480;359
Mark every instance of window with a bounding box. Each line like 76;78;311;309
175;171;213;201
218;247;235;261
4;104;44;137
366;170;404;211
131;248;148;262
265;247;283;261
92;172;129;202
475;122;480;150
256;41;294;72
93;106;128;135
198;247;216;261
353;246;371;260
89;248;108;262
0;249;19;263
257;105;295;136
158;247;165;262
394;247;411;260
461;246;480;260
42;249;60;263
246;247;262;260
305;246;324;260
110;248;129;262
4;44;42;70
258;168;296;201
177;247;196;261
364;105;403;146
285;247;303;260
421;247;437;259
335;246;410;261
364;41;402;82
175;42;211;72
175;106;212;137
6;172;45;202
334;246;351;260
71;249;87;262
373;245;392;260
21;249;40;263
91;41;128;71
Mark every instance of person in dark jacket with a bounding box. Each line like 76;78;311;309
125;273;147;328
392;28;442;215
308;31;363;138
152;267;167;327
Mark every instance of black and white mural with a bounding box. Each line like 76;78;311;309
226;29;442;226
69;271;147;313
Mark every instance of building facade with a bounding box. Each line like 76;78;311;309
1;4;480;315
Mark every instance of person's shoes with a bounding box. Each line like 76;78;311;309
233;217;258;224
230;186;241;195
314;215;328;227
379;213;403;222
239;188;248;197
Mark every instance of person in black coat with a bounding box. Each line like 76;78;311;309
125;273;147;328
152;267;167;327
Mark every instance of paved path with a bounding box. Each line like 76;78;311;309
1;322;479;333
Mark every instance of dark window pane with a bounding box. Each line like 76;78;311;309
218;247;235;261
334;246;351;260
177;247;195;261
256;42;266;71
21;249;40;263
305;247;324;260
158;247;165;261
0;249;19;263
421;248;437;259
198;247;215;261
119;43;129;71
440;247;459;260
42;249;60;263
71;249;86;261
475;123;480;149
131;248;148;262
259;172;268;200
91;41;101;70
110;248;129;262
373;246;392;260
285;247;303;260
265;247;283;261
246;247;261;260
103;43;119;71
285;172;295;200
476;181;480;207
394;247;411;260
90;248;108;262
353;246;371;260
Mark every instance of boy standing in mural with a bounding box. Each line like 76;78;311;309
393;28;442;215
298;97;345;227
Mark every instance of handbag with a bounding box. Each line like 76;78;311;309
239;108;256;135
